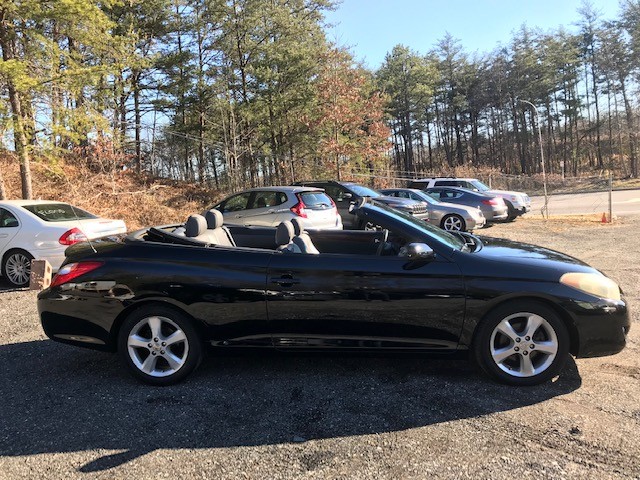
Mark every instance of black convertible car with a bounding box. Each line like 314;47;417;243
38;200;630;386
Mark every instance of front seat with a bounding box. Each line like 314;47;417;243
202;209;236;246
275;221;300;253
290;218;319;254
184;214;208;240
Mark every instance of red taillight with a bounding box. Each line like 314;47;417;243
59;227;88;245
290;195;308;218
481;199;498;206
51;261;104;288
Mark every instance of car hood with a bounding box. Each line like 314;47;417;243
467;235;597;280
487;189;526;198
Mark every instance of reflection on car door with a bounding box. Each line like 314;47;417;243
266;252;465;350
0;207;21;255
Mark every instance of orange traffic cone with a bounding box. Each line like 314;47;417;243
601;212;607;223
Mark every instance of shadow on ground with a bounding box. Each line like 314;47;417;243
0;339;581;472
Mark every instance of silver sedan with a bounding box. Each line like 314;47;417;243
379;188;486;231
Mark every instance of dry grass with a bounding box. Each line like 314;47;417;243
0;155;224;230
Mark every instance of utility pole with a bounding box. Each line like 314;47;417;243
519;99;549;219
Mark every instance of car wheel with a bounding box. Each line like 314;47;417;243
505;202;517;222
472;301;569;386
118;305;203;386
2;249;33;288
441;214;466;232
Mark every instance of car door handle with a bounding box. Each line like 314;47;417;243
270;275;300;287
0;233;7;238
234;214;243;218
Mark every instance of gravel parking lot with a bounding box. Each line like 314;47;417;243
1;216;638;479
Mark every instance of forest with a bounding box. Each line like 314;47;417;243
1;0;640;200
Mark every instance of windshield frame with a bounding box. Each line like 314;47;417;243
363;200;467;252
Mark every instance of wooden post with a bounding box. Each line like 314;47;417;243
29;260;52;290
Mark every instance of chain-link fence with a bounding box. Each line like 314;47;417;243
343;169;629;220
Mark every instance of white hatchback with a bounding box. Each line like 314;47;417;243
210;186;343;230
0;200;127;287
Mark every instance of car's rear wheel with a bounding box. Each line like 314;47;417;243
473;301;569;386
2;249;33;288
118;305;203;385
441;214;466;232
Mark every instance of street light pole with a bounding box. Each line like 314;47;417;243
518;99;549;219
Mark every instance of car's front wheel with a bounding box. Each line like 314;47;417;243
118;305;203;385
2;249;33;288
441;214;466;232
472;301;570;386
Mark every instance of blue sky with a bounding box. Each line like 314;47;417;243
324;0;622;68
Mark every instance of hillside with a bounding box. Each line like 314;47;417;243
0;156;221;231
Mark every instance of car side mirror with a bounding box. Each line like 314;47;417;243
399;243;434;261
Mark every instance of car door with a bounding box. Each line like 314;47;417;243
0;207;21;256
216;192;253;225
240;190;289;226
323;184;358;228
266;251;465;350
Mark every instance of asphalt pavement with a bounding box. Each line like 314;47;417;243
529;188;640;217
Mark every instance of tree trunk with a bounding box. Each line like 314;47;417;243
0;171;7;200
132;70;142;172
0;17;32;199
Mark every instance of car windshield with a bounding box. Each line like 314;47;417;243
22;203;97;222
370;200;466;251
470;180;490;192
348;184;381;198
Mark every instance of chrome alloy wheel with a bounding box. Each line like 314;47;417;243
5;252;31;286
442;215;464;231
489;312;558;378
127;316;189;377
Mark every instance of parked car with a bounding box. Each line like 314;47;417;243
423;187;508;223
38;199;629;387
0;200;126;287
209;186;343;230
380;188;485;231
294;180;429;229
409;177;531;221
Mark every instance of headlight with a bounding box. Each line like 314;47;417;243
560;272;621;301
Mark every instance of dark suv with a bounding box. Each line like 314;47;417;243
294;180;429;229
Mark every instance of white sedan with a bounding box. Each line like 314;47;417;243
0;200;126;287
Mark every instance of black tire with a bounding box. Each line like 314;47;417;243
2;249;33;288
505;202;518;222
472;300;570;386
440;214;466;232
117;305;203;386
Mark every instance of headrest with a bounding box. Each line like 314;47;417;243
205;209;224;229
291;217;305;236
275;221;294;246
185;214;207;237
